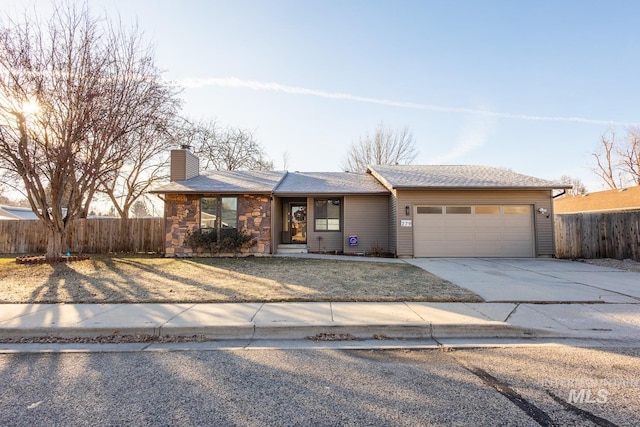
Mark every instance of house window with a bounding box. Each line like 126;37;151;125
201;197;218;229
504;205;529;215
475;206;500;215
220;197;238;229
417;206;442;214
201;196;238;230
446;206;472;214
314;198;341;231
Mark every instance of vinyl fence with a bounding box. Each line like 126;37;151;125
0;218;165;254
554;211;640;261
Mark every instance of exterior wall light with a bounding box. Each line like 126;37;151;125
405;206;410;216
537;207;548;215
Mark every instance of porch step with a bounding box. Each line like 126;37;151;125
277;244;308;254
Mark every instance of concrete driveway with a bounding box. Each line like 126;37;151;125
404;258;640;303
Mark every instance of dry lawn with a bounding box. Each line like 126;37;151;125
0;255;483;303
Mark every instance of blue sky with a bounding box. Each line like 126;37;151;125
7;0;640;190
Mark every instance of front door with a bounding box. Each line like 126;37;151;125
290;203;307;243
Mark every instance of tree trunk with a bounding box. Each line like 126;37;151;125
45;226;64;259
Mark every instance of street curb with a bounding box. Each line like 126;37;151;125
1;323;558;341
0;326;159;339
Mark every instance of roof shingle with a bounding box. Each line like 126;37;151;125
151;164;569;195
554;186;640;213
275;172;389;195
151;170;287;194
368;165;569;190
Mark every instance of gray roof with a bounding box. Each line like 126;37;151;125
0;205;39;220
151;164;570;195
368;165;571;190
275;172;390;195
151;170;287;194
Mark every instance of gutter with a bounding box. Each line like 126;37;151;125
389;186;571;191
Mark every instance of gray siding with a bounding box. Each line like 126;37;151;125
343;195;390;254
394;189;555;257
272;196;282;251
170;149;199;181
389;191;398;255
306;197;343;253
534;194;555;256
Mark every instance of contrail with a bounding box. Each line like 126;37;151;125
174;77;635;127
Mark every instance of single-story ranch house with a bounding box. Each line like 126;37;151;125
151;148;571;258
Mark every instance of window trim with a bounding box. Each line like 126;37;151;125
417;206;442;214
200;195;239;233
445;206;472;215
313;198;342;232
504;205;530;215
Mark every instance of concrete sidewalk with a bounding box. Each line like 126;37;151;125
1;301;639;344
2;256;639;348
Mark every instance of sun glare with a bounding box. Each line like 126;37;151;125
21;99;40;115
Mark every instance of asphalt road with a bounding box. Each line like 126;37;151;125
0;347;638;426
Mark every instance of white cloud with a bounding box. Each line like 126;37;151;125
173;77;635;127
430;118;496;164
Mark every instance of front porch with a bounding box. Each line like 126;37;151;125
273;196;345;255
275;197;309;254
276;243;308;254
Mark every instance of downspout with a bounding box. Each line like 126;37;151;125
550;189;566;260
553;190;567;199
270;193;275;254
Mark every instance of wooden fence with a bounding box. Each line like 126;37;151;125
555;211;640;261
3;214;639;259
0;218;165;254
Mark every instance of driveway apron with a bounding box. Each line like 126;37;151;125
404;258;640;303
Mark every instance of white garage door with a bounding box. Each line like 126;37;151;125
413;205;534;257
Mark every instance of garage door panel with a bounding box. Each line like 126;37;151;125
503;229;531;239
447;233;474;241
475;247;506;257
414;205;533;257
500;246;532;257
504;220;530;228
475;218;502;227
476;232;502;241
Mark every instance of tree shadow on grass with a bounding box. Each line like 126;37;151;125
9;255;482;304
116;256;483;303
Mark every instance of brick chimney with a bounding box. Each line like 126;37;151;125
170;145;199;181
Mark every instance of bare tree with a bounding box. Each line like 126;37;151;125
131;199;150;218
592;128;640;189
593;130;622;189
187;119;274;171
0;3;179;257
559;175;587;196
341;122;418;173
620;128;640;185
0;191;12;205
97;120;178;219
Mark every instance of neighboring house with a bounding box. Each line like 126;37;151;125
0;205;39;220
554;186;640;214
151;148;570;258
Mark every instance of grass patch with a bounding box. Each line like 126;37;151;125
0;255;483;303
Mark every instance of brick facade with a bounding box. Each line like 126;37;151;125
238;194;272;254
164;193;271;256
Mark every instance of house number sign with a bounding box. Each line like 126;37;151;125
401;220;412;227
